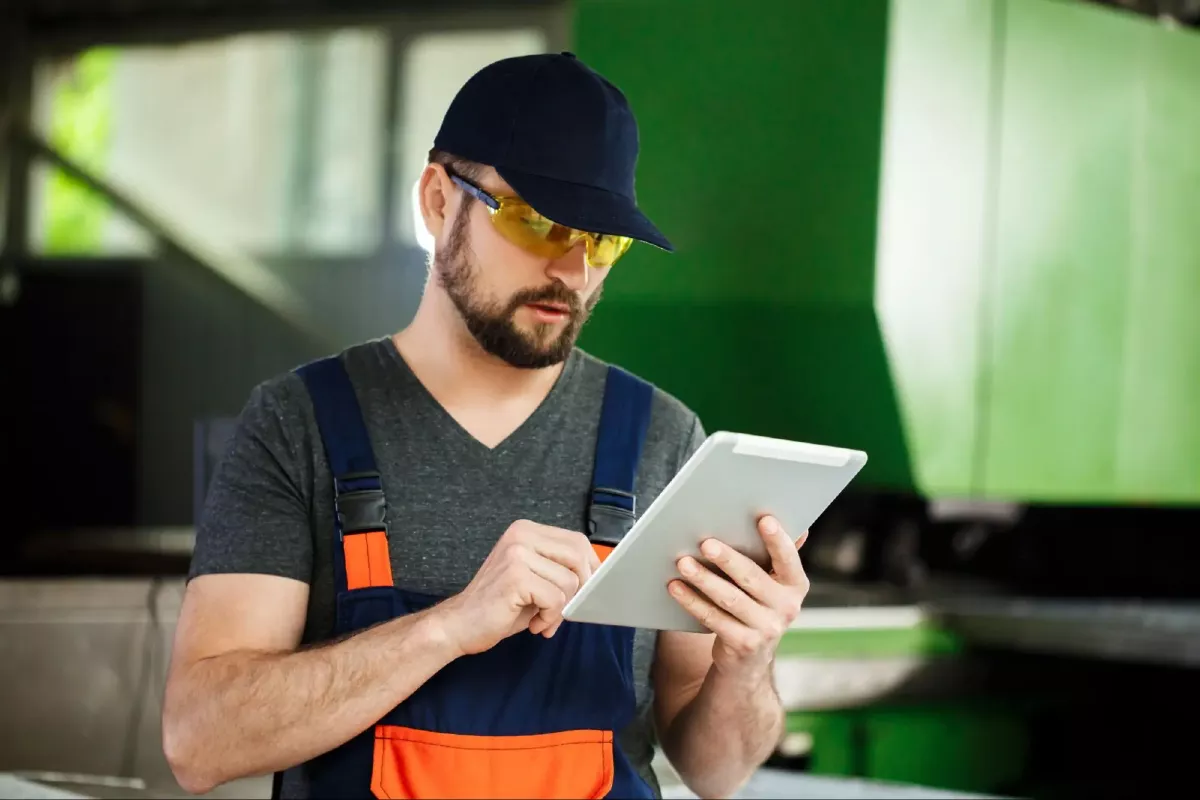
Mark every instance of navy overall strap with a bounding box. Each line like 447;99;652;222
296;355;393;594
587;365;654;549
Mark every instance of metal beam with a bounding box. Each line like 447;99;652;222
24;1;568;57
13;128;337;350
1;6;33;298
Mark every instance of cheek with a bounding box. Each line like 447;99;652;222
586;266;612;296
473;213;545;274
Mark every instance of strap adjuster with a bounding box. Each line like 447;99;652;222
334;472;388;539
588;487;637;548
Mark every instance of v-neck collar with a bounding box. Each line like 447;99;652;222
381;337;582;456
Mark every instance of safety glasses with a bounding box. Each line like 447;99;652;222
450;174;634;268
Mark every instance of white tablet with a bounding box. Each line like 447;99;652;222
562;431;868;633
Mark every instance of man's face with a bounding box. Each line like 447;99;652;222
433;169;609;369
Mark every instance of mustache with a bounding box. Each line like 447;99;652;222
508;284;584;315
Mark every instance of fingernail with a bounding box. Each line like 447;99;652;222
669;581;685;596
679;557;697;575
701;539;720;558
762;517;779;534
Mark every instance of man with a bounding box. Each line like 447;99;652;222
163;52;808;799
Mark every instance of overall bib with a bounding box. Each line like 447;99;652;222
283;354;658;799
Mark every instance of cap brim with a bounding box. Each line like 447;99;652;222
495;167;674;253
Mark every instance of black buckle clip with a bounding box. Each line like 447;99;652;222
335;472;388;539
587;487;637;548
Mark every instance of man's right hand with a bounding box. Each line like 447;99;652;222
435;520;600;657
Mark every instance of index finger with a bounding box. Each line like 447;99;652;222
758;516;806;585
526;523;601;581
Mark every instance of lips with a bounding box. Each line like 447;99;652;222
524;302;572;323
527;303;570;313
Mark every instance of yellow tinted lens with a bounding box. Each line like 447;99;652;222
490;198;634;267
586;234;633;267
492;200;573;259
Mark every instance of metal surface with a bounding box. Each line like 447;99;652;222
0;775;87;800
934;596;1200;666
659;766;1004;799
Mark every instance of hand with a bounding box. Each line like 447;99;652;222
668;516;810;684
435;519;600;657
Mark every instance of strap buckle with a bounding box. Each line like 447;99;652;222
334;471;388;539
588;487;637;548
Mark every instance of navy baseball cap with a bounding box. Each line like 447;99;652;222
433;51;673;252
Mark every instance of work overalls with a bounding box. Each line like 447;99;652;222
279;354;657;799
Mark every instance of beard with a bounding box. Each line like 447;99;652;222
434;207;602;369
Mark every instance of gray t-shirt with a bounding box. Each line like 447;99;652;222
189;337;705;798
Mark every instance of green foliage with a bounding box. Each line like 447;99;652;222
42;47;117;254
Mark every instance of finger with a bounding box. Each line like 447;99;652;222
757;516;807;586
668;578;750;641
528;561;578;633
796;527;810;549
531;610;567;638
524;550;582;601
522;522;602;569
520;571;568;619
698;538;785;609
523;551;583;634
678;555;775;630
526;529;599;589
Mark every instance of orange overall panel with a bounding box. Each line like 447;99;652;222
371;725;615;800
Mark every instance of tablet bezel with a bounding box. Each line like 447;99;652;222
562;431;868;632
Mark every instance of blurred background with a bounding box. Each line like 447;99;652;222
1;0;1198;798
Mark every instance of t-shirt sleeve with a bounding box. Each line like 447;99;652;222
679;413;707;467
188;377;314;584
669;412;707;478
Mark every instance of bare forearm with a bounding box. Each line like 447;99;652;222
163;608;457;793
663;667;784;798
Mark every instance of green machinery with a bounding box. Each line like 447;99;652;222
574;0;1200;796
575;0;1199;504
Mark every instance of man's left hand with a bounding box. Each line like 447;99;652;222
668;516;809;684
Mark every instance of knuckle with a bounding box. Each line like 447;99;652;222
780;599;802;621
764;619;786;641
739;632;763;655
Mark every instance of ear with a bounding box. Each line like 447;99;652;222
417;163;455;243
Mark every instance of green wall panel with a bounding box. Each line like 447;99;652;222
873;0;997;496
1114;28;1200;502
572;0;914;489
982;0;1140;501
983;0;1200;502
573;0;1200;504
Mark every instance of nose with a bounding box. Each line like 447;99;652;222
545;240;590;292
